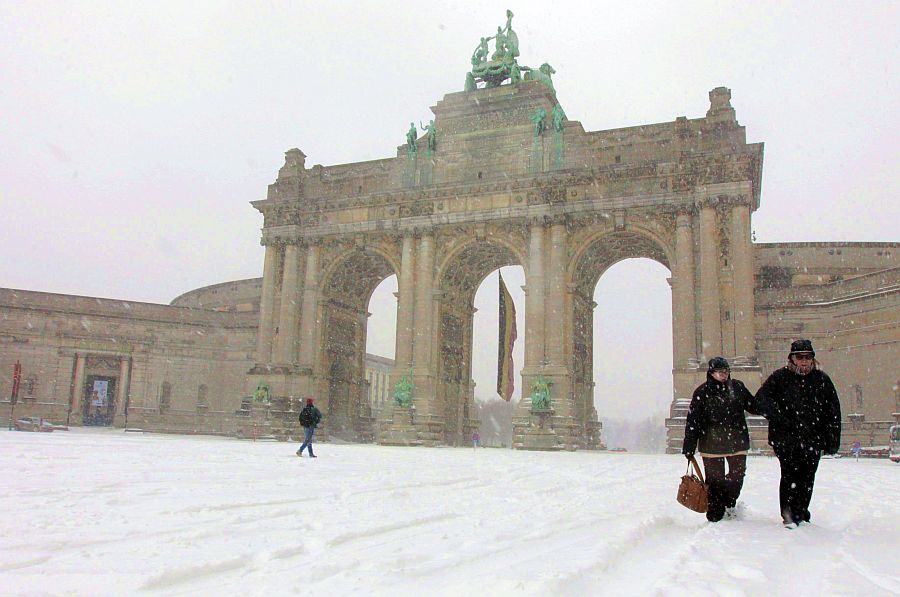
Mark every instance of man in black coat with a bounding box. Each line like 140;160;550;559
755;339;842;528
683;357;759;522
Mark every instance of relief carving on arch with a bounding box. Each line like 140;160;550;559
570;230;671;298
717;203;732;261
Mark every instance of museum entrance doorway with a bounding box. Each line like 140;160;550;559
82;375;118;426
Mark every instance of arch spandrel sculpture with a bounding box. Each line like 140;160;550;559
248;12;764;451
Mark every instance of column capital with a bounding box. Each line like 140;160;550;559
548;213;568;227
727;195;753;209
695;195;722;209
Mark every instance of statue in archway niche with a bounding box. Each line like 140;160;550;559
529;375;552;411
394;371;414;407
253;382;270;404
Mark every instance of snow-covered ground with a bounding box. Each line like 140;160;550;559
2;429;898;596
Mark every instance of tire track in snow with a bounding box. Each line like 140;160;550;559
327;512;460;548
139;556;249;591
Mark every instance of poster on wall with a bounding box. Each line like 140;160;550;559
92;380;108;407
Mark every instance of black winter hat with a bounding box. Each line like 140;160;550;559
708;357;730;371
789;339;815;357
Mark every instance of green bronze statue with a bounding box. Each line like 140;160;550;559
503;9;519;59
530;107;547;138
471;36;491;67
253;382;269;404
529;375;552;411
394;372;414;407
466;9;523;90
552;103;566;133
464;11;559;93
523;63;556;93
406;122;418;155
420;119;437;152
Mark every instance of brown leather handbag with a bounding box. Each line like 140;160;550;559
677;456;708;513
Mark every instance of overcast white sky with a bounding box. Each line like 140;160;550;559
1;1;897;420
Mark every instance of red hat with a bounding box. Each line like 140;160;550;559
306;398;314;405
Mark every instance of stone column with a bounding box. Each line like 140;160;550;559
546;221;566;367
672;210;697;367
524;221;545;370
115;357;131;426
413;233;435;376
698;202;722;359
70;353;86;420
730;202;755;360
394;233;415;370
297;242;321;368
256;243;279;363
275;243;300;364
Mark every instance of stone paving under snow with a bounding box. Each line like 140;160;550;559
2;428;898;595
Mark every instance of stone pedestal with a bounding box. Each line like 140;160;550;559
378;405;422;446
513;409;563;451
666;364;763;453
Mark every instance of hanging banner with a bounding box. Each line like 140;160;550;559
497;273;518;401
92;380;109;407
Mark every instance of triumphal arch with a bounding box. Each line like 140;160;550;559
247;13;763;450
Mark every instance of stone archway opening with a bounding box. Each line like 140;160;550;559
570;231;672;450
365;275;398;422
320;249;397;442
471;266;525;448
592;258;672;452
437;240;523;446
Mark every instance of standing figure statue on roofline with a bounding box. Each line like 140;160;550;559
406;122;418;155
420;120;437;152
504;9;519;59
552;103;566;133
471;36;492;67
530;107;547;138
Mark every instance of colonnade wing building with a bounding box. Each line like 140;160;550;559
2;80;897;451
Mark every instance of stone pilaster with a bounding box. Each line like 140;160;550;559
255;243;279;363
730;202;755;361
69;352;86;422
297;242;320;368
394;233;415;372
546;221;566;368
275;243;300;364
672;209;697;367
524;220;545;371
412;232;436;413
698;202;722;359
114;357;131;427
544;220;574;429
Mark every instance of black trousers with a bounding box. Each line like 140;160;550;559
774;444;821;524
701;455;747;522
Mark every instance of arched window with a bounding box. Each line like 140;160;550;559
160;382;172;413
197;384;208;413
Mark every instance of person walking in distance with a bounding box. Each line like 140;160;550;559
296;398;322;458
682;357;759;522
755;339;842;528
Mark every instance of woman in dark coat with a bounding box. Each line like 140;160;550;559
682;357;758;522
